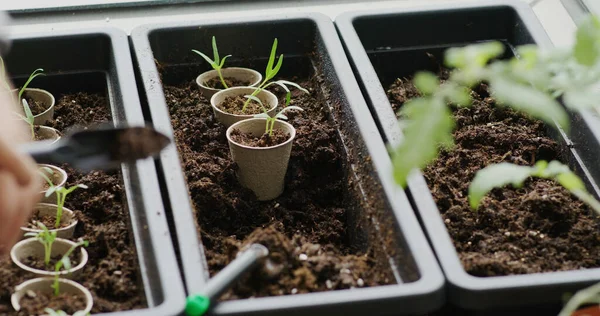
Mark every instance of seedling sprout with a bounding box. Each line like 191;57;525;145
241;38;309;113
18;99;35;140
247;95;303;136
38;166;55;189
24;222;56;266
51;239;88;296
192;36;231;89
18;68;44;101
46;184;87;228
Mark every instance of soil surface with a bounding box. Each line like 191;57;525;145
0;92;145;314
163;70;393;299
22;252;81;271
24;95;48;116
18;291;87;315
216;95;264;115
204;76;250;89
387;76;600;276
229;128;290;147
26;215;71;230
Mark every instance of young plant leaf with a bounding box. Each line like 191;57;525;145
445;41;505;69
18;68;44;101
392;97;454;188
490;77;570;131
468;163;534;209
191;50;217;67
413;71;439;95
212;36;220;65
574;16;600;66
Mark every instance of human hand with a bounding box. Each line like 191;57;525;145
0;88;42;255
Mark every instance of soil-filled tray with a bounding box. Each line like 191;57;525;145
0;29;184;315
131;13;444;316
336;0;600;314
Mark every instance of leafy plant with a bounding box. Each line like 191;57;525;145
559;283;600;316
469;160;600;215
241;38;309;112
248;95;303;137
51;239;88;296
392;15;600;188
192;36;231;89
44;308;89;316
18;68;44;101
46;184;87;228
18;99;35;140
24;222;57;266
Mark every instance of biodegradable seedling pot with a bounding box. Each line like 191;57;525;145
226;118;295;201
196;67;262;99
10;238;88;279
22;88;56;125
21;203;77;239
11;277;93;315
34;126;61;143
38;164;67;204
211;87;277;127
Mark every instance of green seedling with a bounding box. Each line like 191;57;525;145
391;15;600;188
51;239;88;296
17;99;35;140
38;166;55;189
559;283;600;316
248;95;303;137
18;68;44;101
46;184;87;228
192;36;231;89
241;38;309;113
24;222;57;266
44;308;89;316
469;160;600;216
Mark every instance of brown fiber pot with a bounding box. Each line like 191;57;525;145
226;118;296;201
21;203;77;239
196;67;262;99
211;87;278;128
10;238;88;279
11;277;93;315
38;164;68;204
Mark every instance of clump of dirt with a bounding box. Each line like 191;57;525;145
163;69;394;299
387;75;600;276
17;291;87;315
216;95;264;115
204;76;251;89
229;128;290;147
0;92;145;314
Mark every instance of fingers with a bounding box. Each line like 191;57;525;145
0;136;36;186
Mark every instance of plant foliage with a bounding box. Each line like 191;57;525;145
192;36;232;89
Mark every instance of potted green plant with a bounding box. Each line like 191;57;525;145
38;164;68;204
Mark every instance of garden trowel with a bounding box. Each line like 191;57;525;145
19;125;170;171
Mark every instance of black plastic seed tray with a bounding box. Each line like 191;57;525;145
131;13;445;316
5;28;185;315
336;0;600;314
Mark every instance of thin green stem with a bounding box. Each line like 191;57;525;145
44;243;51;266
55;193;64;228
217;68;229;89
30;125;35;141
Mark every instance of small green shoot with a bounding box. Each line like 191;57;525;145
241;38;309;112
24;222;57;266
18;99;35;140
468;160;600;216
51;239;89;296
38;166;55;190
192;36;231;89
248;94;303;136
46;184;87;228
559;282;600;316
18;68;44;101
392;15;600;189
44;308;90;316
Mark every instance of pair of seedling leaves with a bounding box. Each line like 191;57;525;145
193;36;309;135
25;222;88;297
39;166;87;229
393;15;600;215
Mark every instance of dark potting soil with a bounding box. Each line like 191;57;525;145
26;215;70;230
18;291;86;315
216;95;263;115
22;252;81;271
229;128;290;147
204;76;251;89
0;92;145;314
387;78;600;276
163;70;394;299
24;96;48;116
